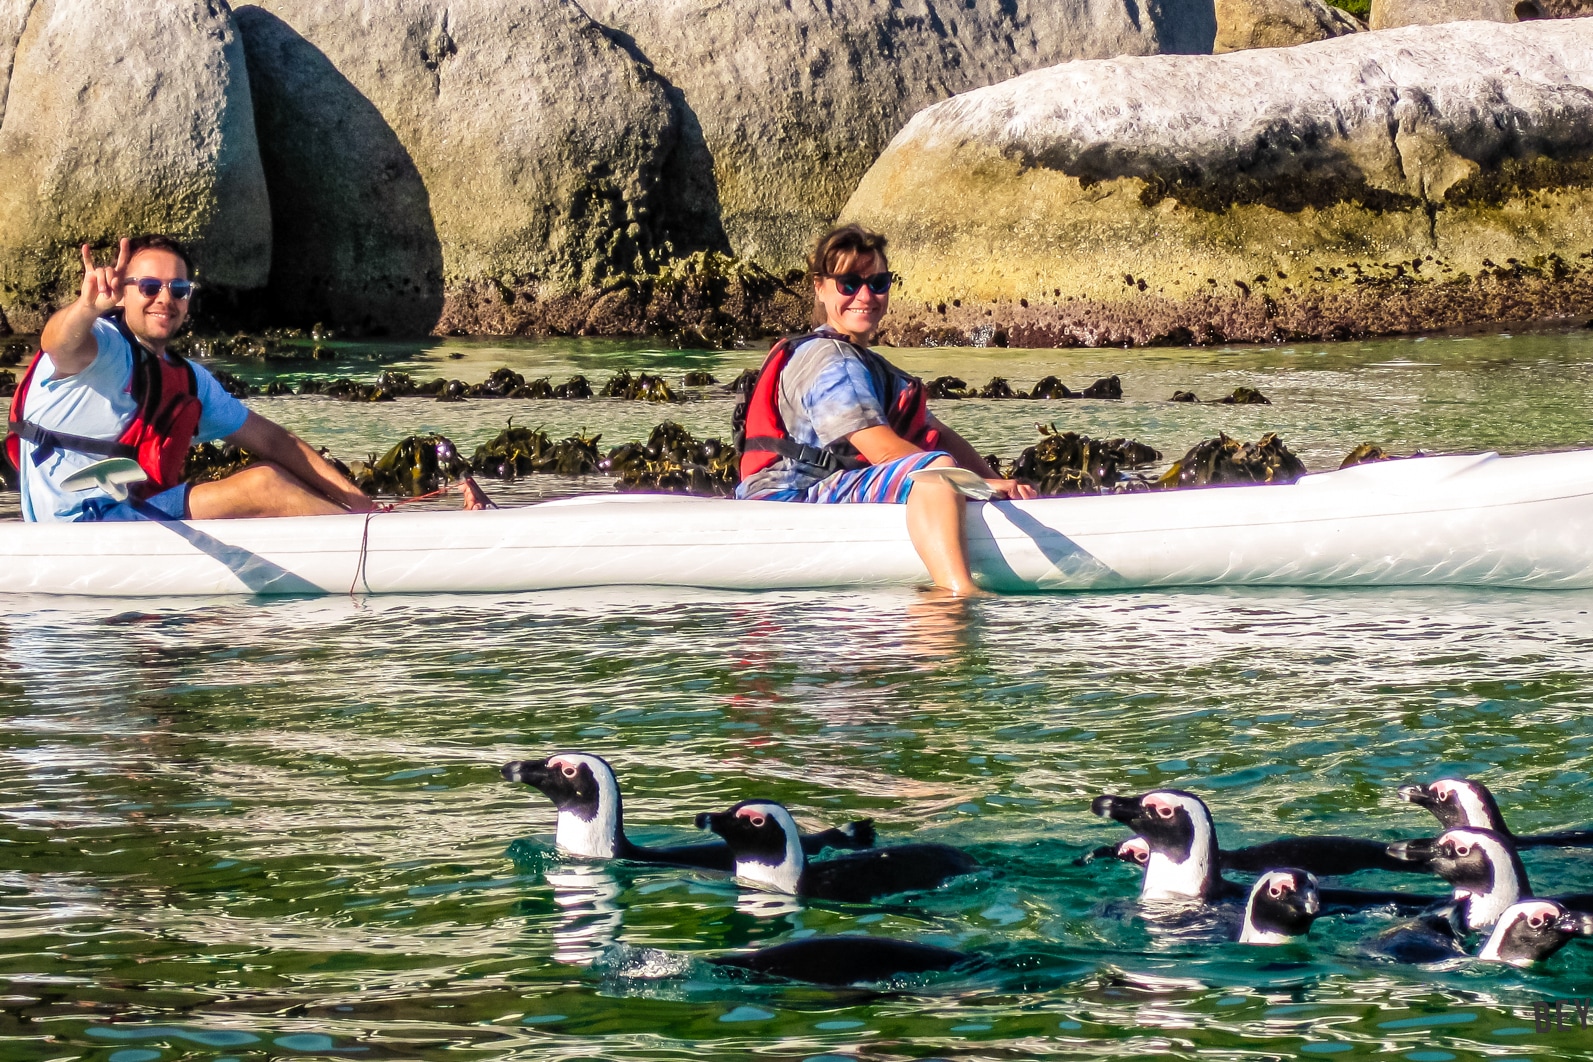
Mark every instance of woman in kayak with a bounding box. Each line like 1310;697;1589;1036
736;225;1035;595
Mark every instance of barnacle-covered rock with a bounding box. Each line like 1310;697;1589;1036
1159;432;1306;487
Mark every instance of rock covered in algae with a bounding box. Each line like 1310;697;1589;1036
0;0;270;334
844;21;1593;348
1158;433;1307;487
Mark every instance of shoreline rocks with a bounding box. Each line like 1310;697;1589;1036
842;21;1593;347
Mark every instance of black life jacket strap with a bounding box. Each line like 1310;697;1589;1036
740;434;866;473
8;419;138;465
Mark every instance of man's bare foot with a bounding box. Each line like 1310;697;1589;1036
460;476;497;510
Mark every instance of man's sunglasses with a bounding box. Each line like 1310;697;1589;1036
124;277;196;300
824;271;894;296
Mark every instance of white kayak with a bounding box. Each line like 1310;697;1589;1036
3;450;1592;597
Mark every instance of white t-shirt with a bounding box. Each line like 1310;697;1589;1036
17;318;250;521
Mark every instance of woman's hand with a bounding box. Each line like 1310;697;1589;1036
984;478;1038;500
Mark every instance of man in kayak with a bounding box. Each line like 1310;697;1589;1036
7;235;490;522
736;225;1035;595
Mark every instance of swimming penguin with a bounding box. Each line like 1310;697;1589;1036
696;799;977;903
710;936;972;984
1399;778;1593;850
1477;900;1593;965
1090;790;1417;878
501;754;874;869
1385;827;1531;931
1239;869;1321;944
1095;790;1436;910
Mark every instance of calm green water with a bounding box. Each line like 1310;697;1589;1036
4;327;1593;1061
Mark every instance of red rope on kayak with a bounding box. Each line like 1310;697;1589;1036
348;478;494;596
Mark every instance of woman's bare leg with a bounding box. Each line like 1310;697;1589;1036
904;456;985;596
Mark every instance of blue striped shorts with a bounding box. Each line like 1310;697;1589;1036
758;451;951;505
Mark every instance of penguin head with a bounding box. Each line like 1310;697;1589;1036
1092;790;1217;901
1114;837;1151;867
1398;778;1505;833
1239;869;1321;945
696;799;805;894
1387;827;1526;930
1479;900;1593;965
500;752;622;858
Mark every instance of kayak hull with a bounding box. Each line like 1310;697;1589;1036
3;451;1592;597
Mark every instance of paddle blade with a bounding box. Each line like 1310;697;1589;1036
60;457;148;502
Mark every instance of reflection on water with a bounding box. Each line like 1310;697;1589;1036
2;328;1593;1058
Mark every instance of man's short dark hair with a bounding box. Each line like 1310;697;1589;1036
126;234;194;276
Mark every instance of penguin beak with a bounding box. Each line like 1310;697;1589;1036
1091;794;1142;825
1397;783;1436;808
1386;837;1436;864
1557;910;1593;937
500;758;552;788
696;809;733;837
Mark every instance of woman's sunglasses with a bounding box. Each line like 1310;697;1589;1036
824;271;894;296
125;277;196;300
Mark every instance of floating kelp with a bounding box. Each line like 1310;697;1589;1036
470;425;604;478
553;375;593;399
172;328;338;363
1158;433;1306;488
0;369;16;398
724;368;759;396
1;341;29;367
1009;424;1161;496
1340;442;1389;468
600;370;678;402
1029;374;1123;400
208;369;254;398
354;435;472;497
980;377;1016;398
927;376;968;398
1170;387;1271;404
682;370;718;386
600;421;737;496
183;442;259;483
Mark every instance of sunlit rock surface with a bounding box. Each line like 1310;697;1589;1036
0;0;270;334
843;20;1593;346
581;0;1217;274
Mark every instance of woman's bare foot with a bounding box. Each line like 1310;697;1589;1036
460;476;497;510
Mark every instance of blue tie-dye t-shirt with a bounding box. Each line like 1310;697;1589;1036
736;329;918;499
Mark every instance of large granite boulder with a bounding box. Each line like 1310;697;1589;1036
235;1;683;335
581;0;1218;275
1216;0;1362;51
1370;0;1522;28
0;0;271;335
841;21;1593;347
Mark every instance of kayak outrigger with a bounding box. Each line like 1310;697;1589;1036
2;449;1591;596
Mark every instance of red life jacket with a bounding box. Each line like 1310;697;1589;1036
4;311;203;500
737;329;939;481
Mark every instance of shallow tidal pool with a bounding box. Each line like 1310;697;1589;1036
3;326;1593;1060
